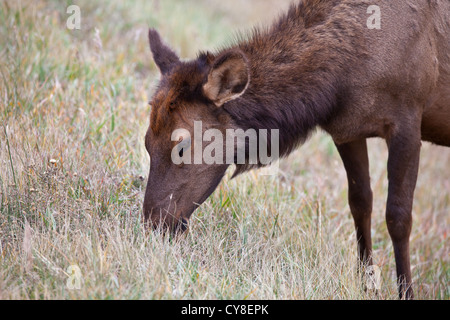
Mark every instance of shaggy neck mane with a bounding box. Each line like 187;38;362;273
221;1;365;174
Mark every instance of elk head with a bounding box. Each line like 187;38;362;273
143;29;251;233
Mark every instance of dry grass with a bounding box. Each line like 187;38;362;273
0;0;448;300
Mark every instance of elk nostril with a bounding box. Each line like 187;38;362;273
180;218;189;232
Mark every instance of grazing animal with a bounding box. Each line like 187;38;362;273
143;0;450;299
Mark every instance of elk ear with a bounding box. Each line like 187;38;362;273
203;50;250;107
148;28;180;74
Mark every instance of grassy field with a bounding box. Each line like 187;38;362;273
0;0;448;300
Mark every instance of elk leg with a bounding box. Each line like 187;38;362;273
385;128;421;300
336;139;373;269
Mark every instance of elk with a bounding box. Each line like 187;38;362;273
143;0;450;299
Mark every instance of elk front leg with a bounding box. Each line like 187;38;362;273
336;139;373;268
385;123;421;300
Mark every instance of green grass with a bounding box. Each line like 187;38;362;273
0;0;448;300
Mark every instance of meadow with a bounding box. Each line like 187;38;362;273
0;0;448;299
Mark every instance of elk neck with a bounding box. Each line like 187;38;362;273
222;3;365;160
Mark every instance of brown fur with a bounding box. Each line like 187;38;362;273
143;0;450;299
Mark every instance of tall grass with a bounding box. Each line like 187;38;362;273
0;0;448;299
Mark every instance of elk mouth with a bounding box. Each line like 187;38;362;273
146;207;190;234
177;217;189;233
161;216;189;235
